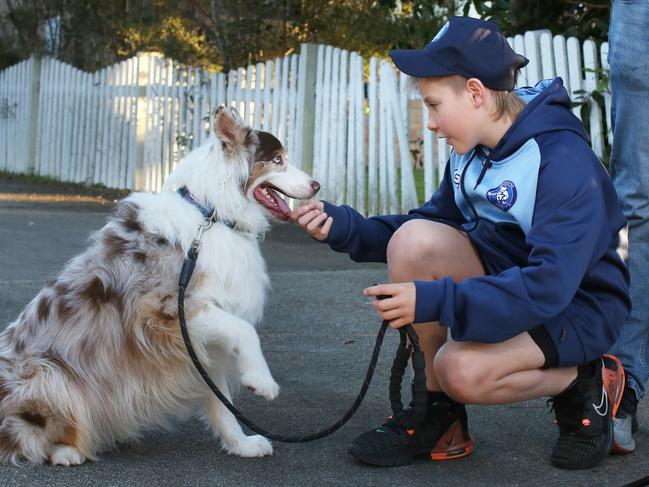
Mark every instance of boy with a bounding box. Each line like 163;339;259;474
293;16;630;470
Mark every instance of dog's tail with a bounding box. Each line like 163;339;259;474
0;357;87;465
0;360;48;464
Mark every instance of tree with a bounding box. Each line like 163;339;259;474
1;1;610;72
1;0;455;71
461;0;610;40
179;0;451;72
0;0;219;71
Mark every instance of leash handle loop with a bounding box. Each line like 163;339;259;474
376;293;428;425
410;349;428;423
389;338;411;417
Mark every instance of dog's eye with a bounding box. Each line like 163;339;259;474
273;155;282;164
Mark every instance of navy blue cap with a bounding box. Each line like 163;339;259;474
389;16;529;91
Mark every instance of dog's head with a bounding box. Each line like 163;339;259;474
213;106;320;221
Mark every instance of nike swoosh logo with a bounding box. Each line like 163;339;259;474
593;386;608;417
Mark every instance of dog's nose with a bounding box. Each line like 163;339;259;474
311;181;321;193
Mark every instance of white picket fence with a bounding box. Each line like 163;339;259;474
0;30;612;216
0;52;304;194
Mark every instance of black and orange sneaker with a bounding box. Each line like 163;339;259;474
549;354;625;470
347;398;474;467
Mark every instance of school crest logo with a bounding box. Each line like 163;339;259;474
486;180;517;212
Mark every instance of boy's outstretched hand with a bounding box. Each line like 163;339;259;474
364;282;416;329
292;201;333;241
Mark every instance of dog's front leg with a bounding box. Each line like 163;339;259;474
188;304;279;400
200;371;273;458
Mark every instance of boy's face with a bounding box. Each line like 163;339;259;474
418;77;484;155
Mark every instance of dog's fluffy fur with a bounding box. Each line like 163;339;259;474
0;107;319;465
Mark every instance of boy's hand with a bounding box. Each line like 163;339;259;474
292;201;333;241
364;282;416;329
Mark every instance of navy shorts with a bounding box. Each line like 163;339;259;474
463;219;598;368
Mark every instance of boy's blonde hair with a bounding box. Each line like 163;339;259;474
488;87;526;121
408;74;526;121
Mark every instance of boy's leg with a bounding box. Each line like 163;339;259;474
348;219;624;469
349;220;484;466
386;219;485;390
435;336;625;470
434;332;576;404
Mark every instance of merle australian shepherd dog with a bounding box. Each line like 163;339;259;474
0;107;320;465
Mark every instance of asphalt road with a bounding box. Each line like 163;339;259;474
0;198;647;486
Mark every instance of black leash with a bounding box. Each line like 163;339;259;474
389;324;428;424
622;476;649;487
177;232;427;443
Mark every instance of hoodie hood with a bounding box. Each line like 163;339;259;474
488;78;588;162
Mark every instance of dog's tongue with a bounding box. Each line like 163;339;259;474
254;185;291;221
268;188;291;217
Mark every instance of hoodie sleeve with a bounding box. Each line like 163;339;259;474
413;149;618;342
322;162;466;263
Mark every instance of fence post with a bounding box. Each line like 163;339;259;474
27;56;42;174
297;43;318;175
133;52;159;191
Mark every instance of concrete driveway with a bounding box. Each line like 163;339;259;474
0;193;646;486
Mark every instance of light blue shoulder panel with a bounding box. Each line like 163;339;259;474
450;138;542;235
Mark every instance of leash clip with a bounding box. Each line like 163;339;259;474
190;212;216;257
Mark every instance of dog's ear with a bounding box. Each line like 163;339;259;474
214;106;249;151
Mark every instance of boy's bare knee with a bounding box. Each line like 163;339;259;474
387;220;444;271
434;348;486;404
387;220;484;283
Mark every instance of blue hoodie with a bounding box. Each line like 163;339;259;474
322;78;630;364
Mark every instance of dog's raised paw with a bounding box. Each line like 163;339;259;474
49;445;86;466
240;371;280;400
226;435;273;457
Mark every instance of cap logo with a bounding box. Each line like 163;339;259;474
486;180;517;212
430;21;449;43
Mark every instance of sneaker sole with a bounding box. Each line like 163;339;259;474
348;420;475;467
347;444;437;467
611;439;636;454
430;419;475;461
